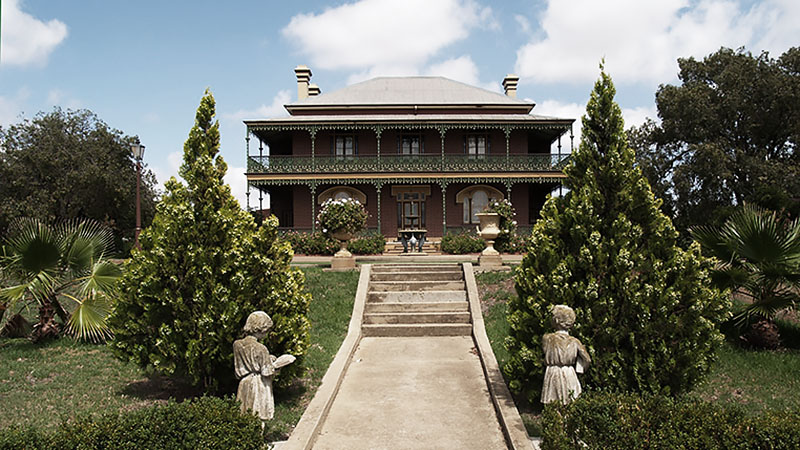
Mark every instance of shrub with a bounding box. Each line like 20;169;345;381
0;397;264;450
316;198;367;235
506;68;729;404
108;91;310;392
281;230;337;255
347;232;386;255
541;392;800;450
441;231;485;254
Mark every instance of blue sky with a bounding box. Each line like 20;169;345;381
2;0;797;208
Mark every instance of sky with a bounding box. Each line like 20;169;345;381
1;0;798;209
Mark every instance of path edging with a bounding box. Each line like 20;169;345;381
283;264;371;450
463;262;534;450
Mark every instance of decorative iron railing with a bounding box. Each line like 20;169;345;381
247;153;570;174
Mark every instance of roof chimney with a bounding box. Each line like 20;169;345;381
294;65;312;100
308;83;321;97
502;74;519;98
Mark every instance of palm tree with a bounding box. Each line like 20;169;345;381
0;218;121;342
691;205;800;346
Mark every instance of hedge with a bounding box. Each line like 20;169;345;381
541;392;800;450
0;397;265;450
280;230;385;255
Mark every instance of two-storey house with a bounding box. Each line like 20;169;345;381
244;66;573;243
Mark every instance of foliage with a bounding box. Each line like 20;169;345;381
280;230;385;255
485;199;519;252
440;230;485;254
0;218;121;342
0;108;158;252
108;90;310;392
630;47;800;235
346;231;386;255
506;67;730;404
541;392;800;450
691;205;800;346
0;397;265;450
316;198;367;235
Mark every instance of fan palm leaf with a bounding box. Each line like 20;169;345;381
691;205;800;325
0;218;121;341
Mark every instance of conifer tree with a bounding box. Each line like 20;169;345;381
109;90;310;392
505;68;729;403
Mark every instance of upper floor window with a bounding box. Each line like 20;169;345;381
333;135;356;158
399;134;422;155
466;134;488;156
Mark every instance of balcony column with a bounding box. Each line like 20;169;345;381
245;132;251;211
374;181;383;235
439;180;449;235
308;126;318;172
504;126;511;163
374;126;383;169
505;180;513;203
310;182;318;233
438;126;447;171
258;139;264;212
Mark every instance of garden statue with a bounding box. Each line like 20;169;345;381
233;311;296;427
541;305;591;404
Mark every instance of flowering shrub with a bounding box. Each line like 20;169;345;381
316;198;367;235
484;199;518;253
441;230;485;254
280;230;385;255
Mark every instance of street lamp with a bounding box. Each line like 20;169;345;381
131;141;146;250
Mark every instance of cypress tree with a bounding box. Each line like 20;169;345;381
109;90;310;392
505;68;729;403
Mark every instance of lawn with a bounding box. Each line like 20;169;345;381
0;266;359;441
475;269;800;435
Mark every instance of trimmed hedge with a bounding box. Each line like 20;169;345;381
542;392;800;450
0;397;264;450
440;231;485;254
280;231;386;255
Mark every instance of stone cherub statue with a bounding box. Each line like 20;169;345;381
541;304;591;405
233;311;295;427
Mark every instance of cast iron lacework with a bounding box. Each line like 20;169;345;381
247;154;569;174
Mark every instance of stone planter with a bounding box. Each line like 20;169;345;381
330;230;356;270
476;212;502;269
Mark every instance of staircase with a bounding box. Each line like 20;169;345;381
363;264;472;337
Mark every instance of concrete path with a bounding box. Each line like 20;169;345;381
313;336;507;450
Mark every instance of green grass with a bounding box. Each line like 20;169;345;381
0;266;359;441
475;269;800;436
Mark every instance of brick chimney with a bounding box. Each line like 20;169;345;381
308;83;321;97
502;74;519;98
294;65;312;100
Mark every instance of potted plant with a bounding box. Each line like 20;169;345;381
316;198;367;266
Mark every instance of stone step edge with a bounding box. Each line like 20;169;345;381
364;301;469;311
361;323;473;337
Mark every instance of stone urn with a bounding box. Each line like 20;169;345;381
330;230;356;270
476;212;502;268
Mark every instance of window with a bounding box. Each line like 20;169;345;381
399;134;422;155
456;185;504;224
466;134;488;156
333;135;356;158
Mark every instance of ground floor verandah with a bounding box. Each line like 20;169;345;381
247;176;563;239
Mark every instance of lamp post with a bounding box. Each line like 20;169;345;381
131;141;145;250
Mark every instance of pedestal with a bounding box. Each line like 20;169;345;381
478;253;503;269
331;254;356;270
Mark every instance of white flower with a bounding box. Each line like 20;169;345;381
322;228;327;233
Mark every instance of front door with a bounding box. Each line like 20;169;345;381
397;191;425;229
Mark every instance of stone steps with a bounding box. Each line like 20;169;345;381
364;311;471;324
364;264;472;337
364;301;469;313
362;323;472;337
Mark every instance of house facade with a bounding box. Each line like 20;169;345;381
244;66;574;241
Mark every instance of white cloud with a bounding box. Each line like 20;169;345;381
0;87;31;125
283;0;493;72
0;0;68;67
534;100;656;152
224;166;249;209
426;55;480;86
46;89;81;109
152;151;183;188
224;90;291;121
513;14;531;34
515;0;799;85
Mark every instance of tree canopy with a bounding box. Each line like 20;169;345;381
630;47;800;234
108;90;310;392
0;108;158;251
506;67;729;403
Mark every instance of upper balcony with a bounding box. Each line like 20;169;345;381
247;153;570;175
